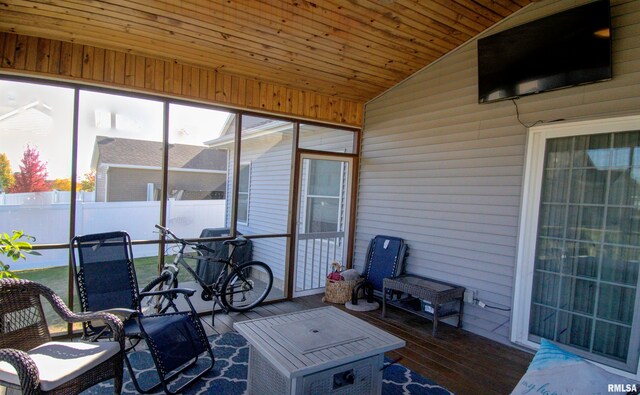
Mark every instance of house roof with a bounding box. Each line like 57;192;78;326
204;115;291;147
0;1;531;104
91;136;227;171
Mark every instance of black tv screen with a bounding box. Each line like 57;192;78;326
478;0;612;104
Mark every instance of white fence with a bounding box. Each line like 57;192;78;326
1;199;226;270
0;191;96;205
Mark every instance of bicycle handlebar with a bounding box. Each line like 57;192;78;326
155;224;218;254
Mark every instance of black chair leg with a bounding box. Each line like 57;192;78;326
365;284;374;303
124;354;164;394
351;282;363;305
351;281;374;305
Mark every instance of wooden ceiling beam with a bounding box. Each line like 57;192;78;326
449;0;505;24
98;0;416;80
0;32;365;126
3;2;398;85
224;0;440;68
318;0;462;53
397;0;494;34
471;0;521;17
162;0;430;70
0;0;531;105
0;10;385;100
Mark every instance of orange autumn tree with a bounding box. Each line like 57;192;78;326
0;153;14;192
51;178;72;191
79;170;96;192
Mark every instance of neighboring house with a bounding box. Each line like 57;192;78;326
91;136;227;202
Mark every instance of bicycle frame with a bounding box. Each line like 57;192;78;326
149;224;273;326
159;230;255;309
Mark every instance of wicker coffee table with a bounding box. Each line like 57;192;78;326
234;306;405;395
382;274;465;336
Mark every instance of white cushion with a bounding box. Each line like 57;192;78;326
0;341;120;392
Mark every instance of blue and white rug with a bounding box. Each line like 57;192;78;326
84;332;453;394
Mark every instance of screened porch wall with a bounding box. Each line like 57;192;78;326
357;0;640;346
221;120;356;294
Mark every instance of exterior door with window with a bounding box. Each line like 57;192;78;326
514;115;640;374
294;155;352;297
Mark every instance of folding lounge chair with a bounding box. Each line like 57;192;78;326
349;235;408;308
71;231;215;394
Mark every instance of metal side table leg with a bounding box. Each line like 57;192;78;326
432;305;439;336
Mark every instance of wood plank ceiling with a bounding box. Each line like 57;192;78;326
0;0;530;115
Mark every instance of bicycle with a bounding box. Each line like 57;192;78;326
143;224;273;320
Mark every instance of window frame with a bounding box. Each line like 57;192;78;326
0;74;360;337
512;114;640;376
303;159;345;233
237;162;251;225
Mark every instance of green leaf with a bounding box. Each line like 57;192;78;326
10;230;23;241
12;241;32;248
0;230;37;278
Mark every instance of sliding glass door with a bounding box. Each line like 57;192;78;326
515;116;640;373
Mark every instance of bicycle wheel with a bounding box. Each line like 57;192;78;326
141;270;177;313
220;261;273;312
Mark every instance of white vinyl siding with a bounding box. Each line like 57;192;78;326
225;132;293;286
356;0;640;347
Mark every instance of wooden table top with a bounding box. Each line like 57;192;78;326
234;306;405;378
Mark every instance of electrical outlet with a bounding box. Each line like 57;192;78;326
463;289;476;304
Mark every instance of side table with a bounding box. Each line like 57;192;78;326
382;275;465;336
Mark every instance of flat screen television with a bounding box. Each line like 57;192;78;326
477;0;612;104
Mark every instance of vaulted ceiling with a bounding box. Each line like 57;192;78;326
0;0;531;104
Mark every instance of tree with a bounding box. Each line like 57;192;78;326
9;145;49;193
0;153;14;192
79;170;96;192
51;178;72;191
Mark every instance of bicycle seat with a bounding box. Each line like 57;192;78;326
224;237;248;247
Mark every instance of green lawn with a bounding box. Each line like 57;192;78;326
15;255;168;334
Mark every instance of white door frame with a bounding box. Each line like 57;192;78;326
511;114;640;378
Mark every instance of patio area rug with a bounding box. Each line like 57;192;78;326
84;332;453;394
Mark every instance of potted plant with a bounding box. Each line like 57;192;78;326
0;230;40;278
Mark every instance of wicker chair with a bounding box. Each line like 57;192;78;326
0;279;124;394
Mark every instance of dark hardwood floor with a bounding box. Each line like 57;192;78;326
200;294;533;395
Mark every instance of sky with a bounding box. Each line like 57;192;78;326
0;80;231;179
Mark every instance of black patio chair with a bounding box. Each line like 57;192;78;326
71;231;215;394
351;235;408;305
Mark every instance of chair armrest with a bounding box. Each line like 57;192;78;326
71;312;125;347
140;288;196;298
0;348;40;392
102;308;137;320
33;281;124;347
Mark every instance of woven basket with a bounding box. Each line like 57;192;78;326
323;278;363;304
